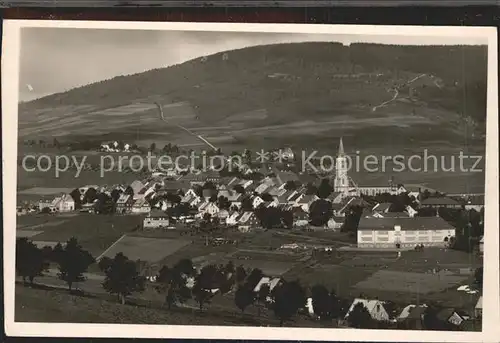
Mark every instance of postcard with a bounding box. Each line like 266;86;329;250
2;20;499;341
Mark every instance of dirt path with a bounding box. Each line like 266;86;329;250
372;73;427;112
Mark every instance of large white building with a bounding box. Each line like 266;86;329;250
357;216;456;249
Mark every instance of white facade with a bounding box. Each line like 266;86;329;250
345;298;390;322
357;223;455;248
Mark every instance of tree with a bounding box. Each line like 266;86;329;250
110;188;123;203
101;253;146;304
124;186;134;196
166;193;182;205
342;205;364;233
306;183;318;196
192;264;225;311
256;284;270;316
150;142;156;152
156;265;192;310
69;188;82;210
233;184;245;194
245;268;264;291
54;238;94;291
217;196;230;210
347;303;373;328
241;196;253;211
272;280;307;326
284;181;298;191
83;187;98;204
203;181;217;191
309;199;333;226
474;267;483;287
234;286;255;313
317;179;333;199
15;238;49;285
235;265;247;285
95;192;115;214
261;193;273;202
311;284;331;320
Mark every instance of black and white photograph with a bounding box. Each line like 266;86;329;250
2;20;499;341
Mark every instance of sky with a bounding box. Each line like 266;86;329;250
19;28;488;102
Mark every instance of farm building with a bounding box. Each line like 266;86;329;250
344;298;390;322
436;308;469;327
131;198;151;214
51;194;75;212
357;216;456;249
253;277;283;293
115;194;134;214
420;196;462;209
143;209;169;229
397;304;427;329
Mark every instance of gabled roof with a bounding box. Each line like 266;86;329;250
238;211;254;224
116;194;131;204
148;209;167;218
358;216;456;231
345;298;386;319
397;304;427;321
421;197;460;206
373;202;392;212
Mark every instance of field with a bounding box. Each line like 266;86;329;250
16;214;142;256
354;270;469;294
99;235;191;263
18;187;75;195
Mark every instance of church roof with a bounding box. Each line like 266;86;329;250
338;137;345;156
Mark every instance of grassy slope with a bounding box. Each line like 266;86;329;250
18;43;487;149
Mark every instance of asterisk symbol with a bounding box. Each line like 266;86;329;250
273;149;285;163
256;149;269;163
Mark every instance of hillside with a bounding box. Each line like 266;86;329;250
18;42;487;152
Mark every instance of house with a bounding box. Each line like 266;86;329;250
357;216;456;249
254;182;272;195
51;194;75;212
38;200;55;212
475;296;483;318
143;209;169;229
252;195;265;209
327;216;343;230
420;196;461;209
328;191;344;204
479;236;484;254
344;298;390;322
115;194;134;214
372;202;392;214
436;308;468;327
296;194;319;213
397;304;427;329
226;212;241;226
405;205;417;218
253;277;283;292
131;198;151;214
464;194;485;211
227;192;243;209
237;211;259;232
293;208;309;227
197;202;220;218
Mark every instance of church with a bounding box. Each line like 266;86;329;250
333;137;405;197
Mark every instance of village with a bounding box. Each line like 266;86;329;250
15;137;485;330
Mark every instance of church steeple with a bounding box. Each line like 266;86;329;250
338;137;345;157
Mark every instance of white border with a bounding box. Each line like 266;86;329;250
2;20;499;341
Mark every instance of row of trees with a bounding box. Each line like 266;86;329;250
17;236;480;329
